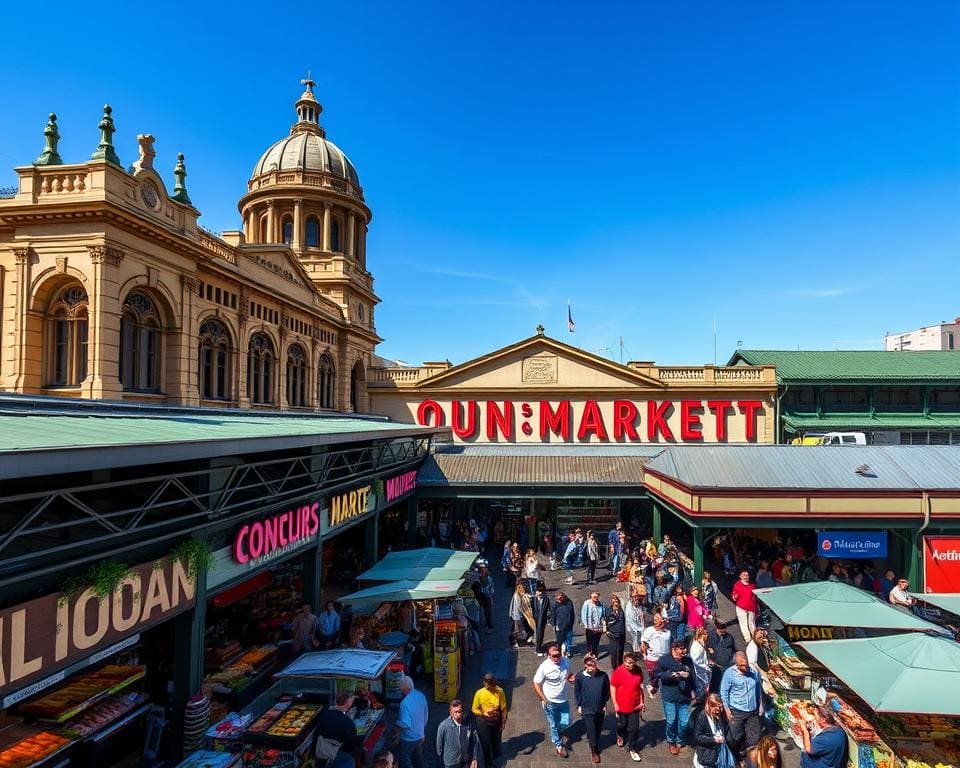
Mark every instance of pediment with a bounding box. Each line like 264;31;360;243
239;245;318;301
420;335;666;391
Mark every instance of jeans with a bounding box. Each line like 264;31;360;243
644;659;659;692
584;628;603;656
478;595;493;629
608;636;625;669
582;709;605;750
476;719;502;766
397;738;424;768
557;627;574;656
728;708;762;756
662;698;691;745
616;710;642;752
587;559;597;582
543;700;570;747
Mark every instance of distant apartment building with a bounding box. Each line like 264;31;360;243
886;319;960;351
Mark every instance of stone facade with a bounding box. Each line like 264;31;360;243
0;85;379;412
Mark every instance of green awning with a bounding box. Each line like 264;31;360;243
339;578;466;603
914;593;960;617
360;548;477;581
796;633;960;715
782;413;960;432
358;566;470;583
755;582;946;632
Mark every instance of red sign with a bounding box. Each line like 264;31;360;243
233;502;320;565
923;535;960;593
415;398;763;442
386;470;417;503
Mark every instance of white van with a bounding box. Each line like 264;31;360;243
820;432;867;446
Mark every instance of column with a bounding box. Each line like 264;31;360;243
322;204;332;251
178;275;201;405
345;211;355;257
11;248;32;390
266;202;276;244
358;224;367;268
365;514;378;570
692;527;704;584
407;497;418;547
302;544;321;612
292;199;303;250
652;503;662;545
905;529;923;592
172;564;208;760
85;246;124;399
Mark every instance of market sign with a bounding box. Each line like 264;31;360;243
817;531;887;559
0;556;195;699
415;398;765;443
785;625;837;641
923;535;960;594
385;470;417;504
232;501;321;565
328;485;373;529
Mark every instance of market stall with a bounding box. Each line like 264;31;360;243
796;633;960;768
358;549;478;582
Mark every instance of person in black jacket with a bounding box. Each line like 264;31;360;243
655;640;696;755
314;691;363;768
532;583;552;657
553;591;576;658
694;693;731;768
574;654;610;764
707;620;737;692
605;594;626;670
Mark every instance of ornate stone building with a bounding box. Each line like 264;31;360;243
0;80;379;411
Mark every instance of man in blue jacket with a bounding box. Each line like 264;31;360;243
553;591;576;658
654;640;696;755
574;654;610;764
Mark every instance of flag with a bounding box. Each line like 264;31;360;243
567;301;576;333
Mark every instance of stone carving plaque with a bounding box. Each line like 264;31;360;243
522;354;558;384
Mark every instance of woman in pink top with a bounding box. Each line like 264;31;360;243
685;586;708;632
731;569;758;643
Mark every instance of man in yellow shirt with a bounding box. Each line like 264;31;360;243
471;673;507;767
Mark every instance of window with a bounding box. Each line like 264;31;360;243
199;319;230;400
247;332;275;404
258;215;268;243
318;352;336;409
119;291;161;392
286;344;307;407
305;217;320;248
350;360;365;412
46;284;88;387
282;216;293;245
949;333;955;350
330;219;341;252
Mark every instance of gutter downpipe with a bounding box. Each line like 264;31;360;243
913;492;932;590
775;380;789;444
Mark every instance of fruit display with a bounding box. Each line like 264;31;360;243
60;691;148;738
876;713;960;740
205;712;253;752
244;702;320;749
205;640;243;669
899;741;960;768
18;665;145;722
228;645;276;671
245;703;290;735
0;731;70;768
265;704;320;740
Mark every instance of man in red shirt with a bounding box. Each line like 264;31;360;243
731;570;758;643
610;651;646;762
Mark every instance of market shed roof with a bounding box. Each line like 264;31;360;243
729;350;960;382
417;444;664;487
782;413;960;432
643;445;960;491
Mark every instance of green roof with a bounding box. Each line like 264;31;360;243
730;350;960;382
782;413;960;432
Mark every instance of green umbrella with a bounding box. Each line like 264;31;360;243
755;581;944;632
339;578;466;603
357;565;471;583
796;633;960;715
360;548;477;580
914;593;960;617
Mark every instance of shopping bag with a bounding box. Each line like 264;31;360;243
716;742;736;768
315;735;343;761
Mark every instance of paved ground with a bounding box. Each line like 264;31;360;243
414;552;804;768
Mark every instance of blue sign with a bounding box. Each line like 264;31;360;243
817;531;887;559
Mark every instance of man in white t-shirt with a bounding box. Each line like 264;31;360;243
888;578;916;610
532;643;576;757
640;614;672;698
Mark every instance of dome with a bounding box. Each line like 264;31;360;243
248;79;363;201
251;132;360;188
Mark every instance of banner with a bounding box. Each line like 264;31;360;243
923;535;960;593
817;531;887;559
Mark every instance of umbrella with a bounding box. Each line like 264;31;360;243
275;649;397;680
796;633;960;715
913;593;960;617
357;566;470;583
754;581;946;632
338;578;466;603
360;549;477;581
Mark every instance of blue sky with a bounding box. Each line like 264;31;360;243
2;2;958;366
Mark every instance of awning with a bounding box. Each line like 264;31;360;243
359;548;477;581
796;634;960;715
782;413;960;432
755;582;947;633
210;571;274;608
339;578;466;603
275;650;397;680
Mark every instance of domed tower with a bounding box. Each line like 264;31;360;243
239;79;378;343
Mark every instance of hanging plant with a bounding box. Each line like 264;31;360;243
59;559;132;604
372;479;384;501
170;539;216;582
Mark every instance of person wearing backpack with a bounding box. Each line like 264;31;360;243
314;691;362;767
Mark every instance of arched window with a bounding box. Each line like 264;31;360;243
350;360;365;413
119;291;161;392
318;352;336;409
199;319;231;400
46;284;88;387
305;217;320;248
281;216;293;245
247;332;275;404
330;219;341;252
258;215;269;243
286;344;307;407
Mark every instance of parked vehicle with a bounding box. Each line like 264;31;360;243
820;432;867;446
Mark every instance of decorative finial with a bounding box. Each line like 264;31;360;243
172;153;191;205
35;112;63;166
293;75;324;136
90;104;121;167
132;134;156;173
536;324;545;336
301;71;315;92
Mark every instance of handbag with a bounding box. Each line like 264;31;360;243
716;741;736;768
315;734;343;761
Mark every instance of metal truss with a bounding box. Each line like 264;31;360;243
0;436;431;585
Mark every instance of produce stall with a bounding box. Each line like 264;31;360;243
241;700;322;768
796;633;960;768
203;644;280;714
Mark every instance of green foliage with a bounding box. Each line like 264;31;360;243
170;538;216;582
59;559;131;604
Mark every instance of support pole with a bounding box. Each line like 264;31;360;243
407;497;418;547
302;543;321;612
693;527;704;585
652;503;662;545
366;514;379;569
172;565;208;760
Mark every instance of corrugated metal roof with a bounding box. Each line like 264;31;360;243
431;444;666;458
731;350;960;382
644;445;960;490
419;450;657;486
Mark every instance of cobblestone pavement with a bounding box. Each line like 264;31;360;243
413;551;803;768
